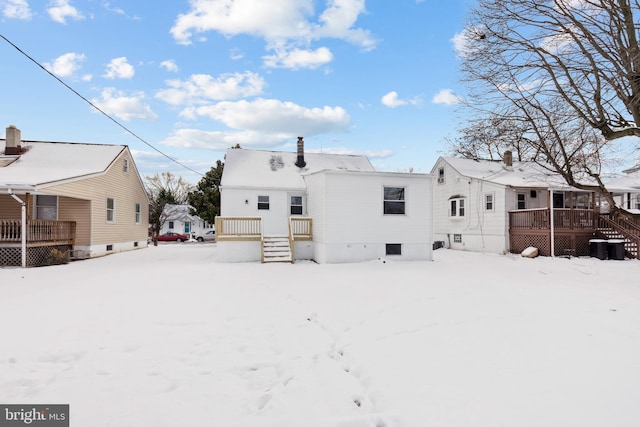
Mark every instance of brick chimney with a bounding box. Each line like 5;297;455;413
295;136;306;168
503;150;513;167
4;125;22;155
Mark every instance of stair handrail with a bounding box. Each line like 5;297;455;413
287;218;295;264
260;220;265;263
598;214;640;259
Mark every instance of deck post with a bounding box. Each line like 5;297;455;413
8;189;27;267
550;190;555;258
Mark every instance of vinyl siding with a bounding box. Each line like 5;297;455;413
42;148;149;245
0;194;21;219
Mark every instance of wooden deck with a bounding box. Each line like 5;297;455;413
0;219;76;246
509;209;640;258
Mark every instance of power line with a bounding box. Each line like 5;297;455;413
0;33;204;177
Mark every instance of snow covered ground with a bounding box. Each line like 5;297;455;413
1;244;639;427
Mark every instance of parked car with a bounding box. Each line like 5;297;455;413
157;232;189;242
195;229;216;242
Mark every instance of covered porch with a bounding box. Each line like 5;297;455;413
0;219;76;266
509;208;640;259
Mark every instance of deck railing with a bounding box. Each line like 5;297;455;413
289;217;313;240
509;208;596;230
0;220;76;243
215;217;263;240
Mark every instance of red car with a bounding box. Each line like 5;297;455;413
157;232;189;242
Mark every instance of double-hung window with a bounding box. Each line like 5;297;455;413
450;198;465;217
106;197;115;223
35;195;58;220
384;187;405;215
290;196;303;215
135;203;141;224
258;195;270;210
485;193;494;211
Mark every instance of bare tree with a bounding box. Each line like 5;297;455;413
145;172;193;233
455;0;640;211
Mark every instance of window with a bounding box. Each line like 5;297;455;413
123;159;129;173
258;195;270;210
437;167;445;184
106;197;115;223
290;196;303;215
450;198;465;217
454;234;462;243
485;193;494;211
35;195;58;220
517;193;526;210
384;187;405;215
386;243;402;255
168;221;174;229
135;203;141;224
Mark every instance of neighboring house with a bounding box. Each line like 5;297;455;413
606;165;640;214
159;204;213;239
0;125;149;266
217;139;433;263
431;153;619;257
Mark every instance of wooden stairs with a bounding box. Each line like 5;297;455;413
262;235;293;263
596;226;639;259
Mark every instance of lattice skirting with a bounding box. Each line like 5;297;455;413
0;245;71;267
510;232;593;257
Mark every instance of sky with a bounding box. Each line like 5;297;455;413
0;0;471;183
1;244;639;426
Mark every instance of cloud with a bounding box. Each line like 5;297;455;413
432;88;460;106
161;98;351;150
307;147;393;158
160;59;179;72
48;0;84;24
156;72;266;105
183;98;351;135
91;88;158;121
43;52;86;77
169;0;376;61
3;0;32;19
263;46;333;70
103;57;135;79
160;128;291;150
381;91;421;108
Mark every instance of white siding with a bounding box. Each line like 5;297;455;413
433;159;509;254
220;187;297;235
307;171;433;263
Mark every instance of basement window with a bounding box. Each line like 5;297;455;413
106;244;113;251
386;243;402;256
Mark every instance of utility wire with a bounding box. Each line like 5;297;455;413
0;33;204;177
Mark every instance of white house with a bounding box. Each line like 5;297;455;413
431;154;600;256
160;204;212;238
606;165;640;214
217;140;434;263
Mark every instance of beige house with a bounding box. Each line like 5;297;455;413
0;125;149;266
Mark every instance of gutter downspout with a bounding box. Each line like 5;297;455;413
550;189;555;258
8;189;27;267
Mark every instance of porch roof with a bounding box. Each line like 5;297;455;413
0;141;125;192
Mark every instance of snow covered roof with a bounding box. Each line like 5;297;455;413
0;140;126;191
161;204;203;222
435;156;594;189
221;148;375;189
605;170;640;192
